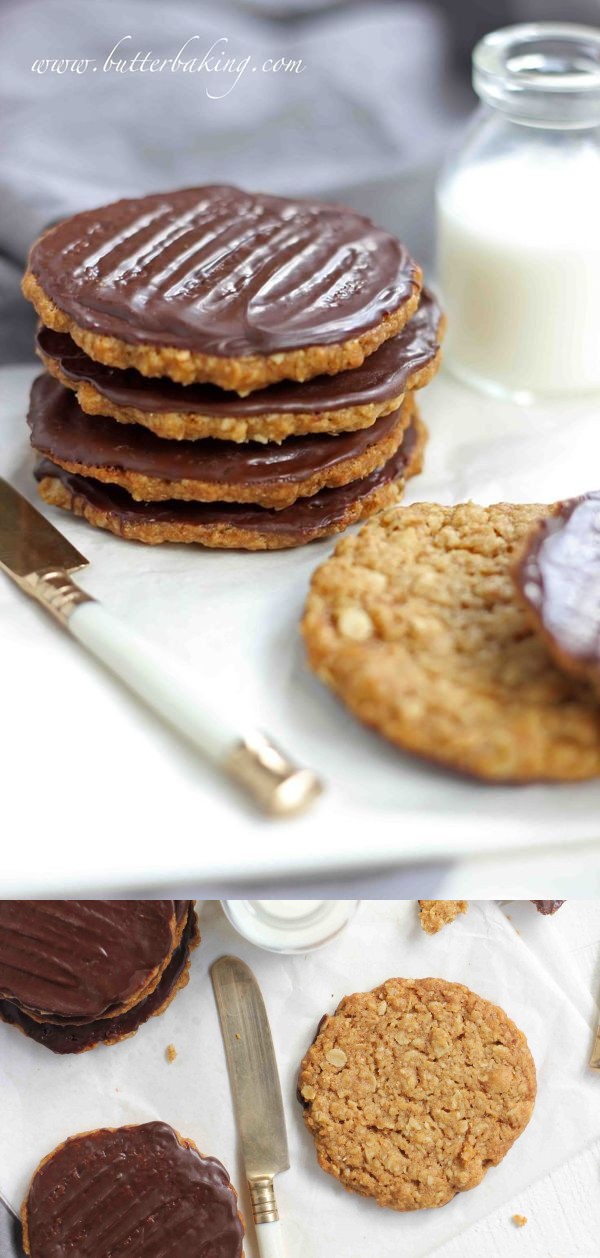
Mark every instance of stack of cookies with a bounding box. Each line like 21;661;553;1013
0;899;198;1053
22;185;444;550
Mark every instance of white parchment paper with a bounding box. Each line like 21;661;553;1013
1;901;599;1257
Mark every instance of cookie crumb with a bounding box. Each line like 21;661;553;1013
166;1044;177;1063
418;900;467;934
512;1214;527;1228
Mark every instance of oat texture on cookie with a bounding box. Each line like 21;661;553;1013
302;501;600;780
298;977;536;1211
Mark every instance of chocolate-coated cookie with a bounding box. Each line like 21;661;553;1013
22;1122;245;1257
35;287;443;441
34;410;427;550
23;185;421;391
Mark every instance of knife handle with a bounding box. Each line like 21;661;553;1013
255;1222;285;1258
62;597;321;816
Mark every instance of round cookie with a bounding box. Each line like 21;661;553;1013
298;977;536;1212
515;492;600;696
28;375;413;508
35;288;443;442
23;185;422;391
0;900;180;1021
34;409;427;551
0;904;199;1054
302;500;600;781
22;1122;245;1257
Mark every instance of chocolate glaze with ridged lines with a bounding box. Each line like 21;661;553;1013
35;418;419;540
29;185;420;355
0;901;176;1020
0;906;195;1053
35;287;441;414
24;1122;244;1258
28;374;407;487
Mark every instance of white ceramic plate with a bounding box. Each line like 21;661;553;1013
2;363;600;893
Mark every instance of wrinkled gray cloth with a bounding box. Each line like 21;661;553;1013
0;0;470;361
1;0;597;363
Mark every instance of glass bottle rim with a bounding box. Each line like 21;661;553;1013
473;22;600;127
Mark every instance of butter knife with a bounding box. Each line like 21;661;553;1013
0;478;322;816
211;957;289;1258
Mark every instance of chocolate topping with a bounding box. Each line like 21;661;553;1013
35;419;418;541
0;901;176;1019
24;1122;244;1258
531;901;565;915
36;287;441;415
29;374;407;487
29;185;420;356
518;493;600;666
0;905;195;1053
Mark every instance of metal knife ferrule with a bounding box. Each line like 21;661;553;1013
22;568;94;627
225;731;322;817
249;1177;279;1225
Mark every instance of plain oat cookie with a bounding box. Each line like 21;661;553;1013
302;500;600;781
298;977;536;1212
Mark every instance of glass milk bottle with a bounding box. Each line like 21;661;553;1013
221;900;358;953
437;23;600;402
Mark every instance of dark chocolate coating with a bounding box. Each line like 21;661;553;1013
531;901;565;915
35;418;418;541
29;185;420;355
518;493;600;667
0;905;195;1054
28;374;406;487
0;901;176;1020
35;287;441;415
24;1122;244;1258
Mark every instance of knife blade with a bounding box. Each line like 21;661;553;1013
211;956;289;1258
0;477;323;816
0;1193;24;1258
0;477;88;579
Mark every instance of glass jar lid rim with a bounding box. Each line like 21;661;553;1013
474;22;600;95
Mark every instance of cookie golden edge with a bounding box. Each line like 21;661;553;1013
32;400;414;508
297;976;537;1212
302;499;600;782
20;1119;245;1257
35;412;428;550
23;268;422;392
